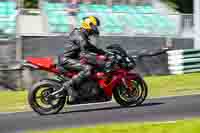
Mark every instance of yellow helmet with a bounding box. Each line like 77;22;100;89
81;16;100;35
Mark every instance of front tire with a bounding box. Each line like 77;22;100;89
28;80;66;115
113;76;148;106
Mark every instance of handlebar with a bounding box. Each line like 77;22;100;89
131;48;171;59
103;47;171;70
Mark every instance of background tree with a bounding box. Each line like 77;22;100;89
24;0;38;8
162;0;193;13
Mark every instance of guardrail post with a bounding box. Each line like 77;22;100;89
22;68;33;89
16;36;23;89
16;36;34;89
165;37;173;48
15;9;23;89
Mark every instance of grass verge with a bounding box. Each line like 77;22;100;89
27;118;200;133
0;91;28;112
1;73;200;112
146;72;200;97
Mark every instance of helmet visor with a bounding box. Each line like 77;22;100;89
91;24;99;36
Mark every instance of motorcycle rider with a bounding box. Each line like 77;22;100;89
58;16;112;103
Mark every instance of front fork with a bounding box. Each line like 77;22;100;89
121;77;138;95
122;78;129;89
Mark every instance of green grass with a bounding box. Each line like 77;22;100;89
0;91;28;112
27;118;200;133
146;72;200;98
1;73;200;112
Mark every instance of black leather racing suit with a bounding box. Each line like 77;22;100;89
59;28;106;88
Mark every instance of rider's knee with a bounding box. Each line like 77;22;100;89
84;65;92;76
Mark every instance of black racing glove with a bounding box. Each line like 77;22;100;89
104;51;116;73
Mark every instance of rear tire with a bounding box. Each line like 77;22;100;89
28;80;66;115
113;76;148;106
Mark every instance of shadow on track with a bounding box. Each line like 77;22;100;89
60;102;164;115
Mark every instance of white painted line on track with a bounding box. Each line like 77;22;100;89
0;112;18;115
0;111;31;115
150;121;177;125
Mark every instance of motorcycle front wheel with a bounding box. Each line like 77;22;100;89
28;80;66;115
113;76;148;106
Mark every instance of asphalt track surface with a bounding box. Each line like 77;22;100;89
1;95;200;133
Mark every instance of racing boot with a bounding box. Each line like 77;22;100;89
63;80;79;104
66;72;87;104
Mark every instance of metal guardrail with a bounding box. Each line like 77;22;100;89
168;49;200;74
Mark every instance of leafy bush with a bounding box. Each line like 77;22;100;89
162;0;193;13
24;0;38;8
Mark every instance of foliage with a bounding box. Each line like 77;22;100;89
24;0;38;9
162;0;193;13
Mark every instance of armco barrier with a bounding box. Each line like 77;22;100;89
168;49;200;74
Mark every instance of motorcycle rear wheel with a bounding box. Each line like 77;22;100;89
28;80;66;115
113;76;148;106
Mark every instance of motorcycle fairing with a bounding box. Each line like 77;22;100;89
26;57;55;69
98;69;140;97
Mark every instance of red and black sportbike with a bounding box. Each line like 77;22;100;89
22;45;149;115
